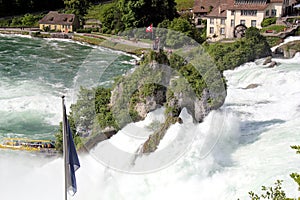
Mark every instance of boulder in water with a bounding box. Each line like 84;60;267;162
263;56;272;65
267;61;277;68
243;83;260;89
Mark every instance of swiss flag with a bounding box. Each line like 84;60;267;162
146;24;153;32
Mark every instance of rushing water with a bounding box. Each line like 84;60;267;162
0;35;300;200
0;34;134;140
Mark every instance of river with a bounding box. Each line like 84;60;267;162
0;34;299;199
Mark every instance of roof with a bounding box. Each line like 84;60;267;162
226;0;277;10
270;0;284;3
206;3;228;18
193;0;220;13
39;11;76;25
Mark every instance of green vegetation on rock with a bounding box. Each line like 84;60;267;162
261;17;277;27
205;27;272;71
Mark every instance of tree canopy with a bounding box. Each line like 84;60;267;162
93;0;178;33
0;0;64;17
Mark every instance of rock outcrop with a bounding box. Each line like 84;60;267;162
274;40;300;58
109;51;226;154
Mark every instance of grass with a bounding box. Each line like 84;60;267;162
73;34;105;45
260;25;286;33
175;0;194;11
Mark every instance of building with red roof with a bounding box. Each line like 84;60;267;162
193;0;298;41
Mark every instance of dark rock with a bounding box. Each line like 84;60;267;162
263;56;272;65
177;117;183;124
141;116;177;154
267;61;277;68
81;128;117;151
243;83;260;89
135;88;166;118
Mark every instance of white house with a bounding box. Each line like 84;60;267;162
203;0;297;41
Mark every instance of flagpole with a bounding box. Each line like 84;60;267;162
62;96;68;200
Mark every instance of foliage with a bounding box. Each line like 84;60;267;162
248;180;287;200
64;0;91;18
0;13;44;27
95;87;118;129
70;87;96;132
21;14;37;27
95;0;178;33
175;0;194;11
261;17;277;27
248;145;300;200
157;16;205;48
169;17;194;38
266;36;283;47
85;2;122;34
0;0;64;17
205;27;271;71
76;28;99;33
55;115;81;152
295;27;300;36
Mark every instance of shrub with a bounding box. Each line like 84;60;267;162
76;28;98;33
261;17;277;27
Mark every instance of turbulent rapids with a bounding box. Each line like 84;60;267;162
0;35;300;200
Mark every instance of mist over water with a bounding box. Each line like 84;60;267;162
1;35;300;199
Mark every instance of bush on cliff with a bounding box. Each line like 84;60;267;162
205;27;271;71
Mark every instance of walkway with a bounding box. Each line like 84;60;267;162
80;33;152;49
262;24;299;38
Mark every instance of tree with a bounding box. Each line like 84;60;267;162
116;0;178;29
21;14;36;27
70;87;96;132
64;0;91;18
162;17;205;48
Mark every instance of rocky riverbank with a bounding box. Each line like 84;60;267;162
273;39;300;58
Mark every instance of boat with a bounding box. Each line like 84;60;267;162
0;138;58;154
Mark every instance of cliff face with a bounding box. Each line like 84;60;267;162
110;50;227;154
274;40;300;58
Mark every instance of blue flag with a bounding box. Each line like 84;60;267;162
67;120;80;195
63;104;80;196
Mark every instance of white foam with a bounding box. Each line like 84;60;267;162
1;36;300;200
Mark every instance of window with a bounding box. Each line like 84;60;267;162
240;20;246;25
266;10;269;16
241;10;257;16
271;9;277;16
220;28;225;35
251;20;257;27
221;19;225;25
231;19;235;27
210;27;214;34
210;19;214;25
231;10;235;16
